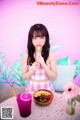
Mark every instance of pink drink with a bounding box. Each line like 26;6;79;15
17;92;32;117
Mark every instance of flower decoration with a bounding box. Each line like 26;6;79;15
63;81;80;100
63;81;80;115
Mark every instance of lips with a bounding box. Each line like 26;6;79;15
37;45;42;46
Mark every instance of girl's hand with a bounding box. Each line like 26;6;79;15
36;55;45;66
31;62;40;72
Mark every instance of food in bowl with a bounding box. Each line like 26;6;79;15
33;89;53;106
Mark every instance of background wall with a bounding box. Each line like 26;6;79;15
0;0;80;87
0;0;80;65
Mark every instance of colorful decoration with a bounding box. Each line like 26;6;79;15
74;60;80;78
10;59;29;86
63;82;80;115
0;47;29;86
63;82;80;99
57;56;71;65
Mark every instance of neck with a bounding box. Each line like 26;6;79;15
35;50;41;56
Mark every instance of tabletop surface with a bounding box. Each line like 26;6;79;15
0;92;80;120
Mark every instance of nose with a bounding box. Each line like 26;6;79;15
37;38;41;44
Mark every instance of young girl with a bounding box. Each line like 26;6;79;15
22;23;57;92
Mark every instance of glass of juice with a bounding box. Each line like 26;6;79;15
17;92;32;117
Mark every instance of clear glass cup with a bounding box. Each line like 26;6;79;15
66;98;76;115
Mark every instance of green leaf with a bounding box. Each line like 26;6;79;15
74;60;80;65
18;65;22;71
0;81;8;85
50;38;55;42
0;56;5;63
22;79;29;86
50;45;63;50
0;76;6;79
74;74;78;78
74;73;80;78
12;81;22;86
74;60;80;77
4;66;9;79
0;52;3;54
11;74;22;81
12;67;20;74
11;67;22;80
57;56;71;65
9;76;15;83
7;71;13;79
0;61;8;79
19;53;24;56
25;79;30;84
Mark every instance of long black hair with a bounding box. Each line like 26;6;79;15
27;23;50;65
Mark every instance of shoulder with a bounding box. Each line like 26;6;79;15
22;52;28;61
49;51;55;59
49;51;56;62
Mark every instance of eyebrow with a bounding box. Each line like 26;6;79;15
32;36;45;38
33;35;45;37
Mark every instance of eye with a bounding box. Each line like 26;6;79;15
40;36;45;39
33;37;37;40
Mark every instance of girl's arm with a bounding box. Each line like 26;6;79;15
36;52;57;80
22;53;33;80
22;53;40;80
41;52;57;80
43;52;57;80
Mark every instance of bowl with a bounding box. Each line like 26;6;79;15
33;89;54;106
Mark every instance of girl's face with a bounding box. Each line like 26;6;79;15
32;36;46;48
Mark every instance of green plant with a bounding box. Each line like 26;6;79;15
0;48;29;86
50;38;63;55
0;46;11;85
10;58;29;86
74;60;80;78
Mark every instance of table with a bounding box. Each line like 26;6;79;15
0;93;80;120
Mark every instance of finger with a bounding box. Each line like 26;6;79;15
36;57;40;61
36;66;40;69
37;56;41;59
36;64;40;67
34;62;38;65
35;62;40;65
37;55;41;57
36;61;40;64
34;62;37;65
36;63;40;67
36;56;41;59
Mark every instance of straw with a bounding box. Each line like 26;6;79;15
11;85;18;100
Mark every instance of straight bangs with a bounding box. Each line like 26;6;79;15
33;30;46;37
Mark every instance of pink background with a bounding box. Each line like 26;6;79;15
0;0;80;65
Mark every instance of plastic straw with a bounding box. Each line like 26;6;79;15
11;85;18;100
